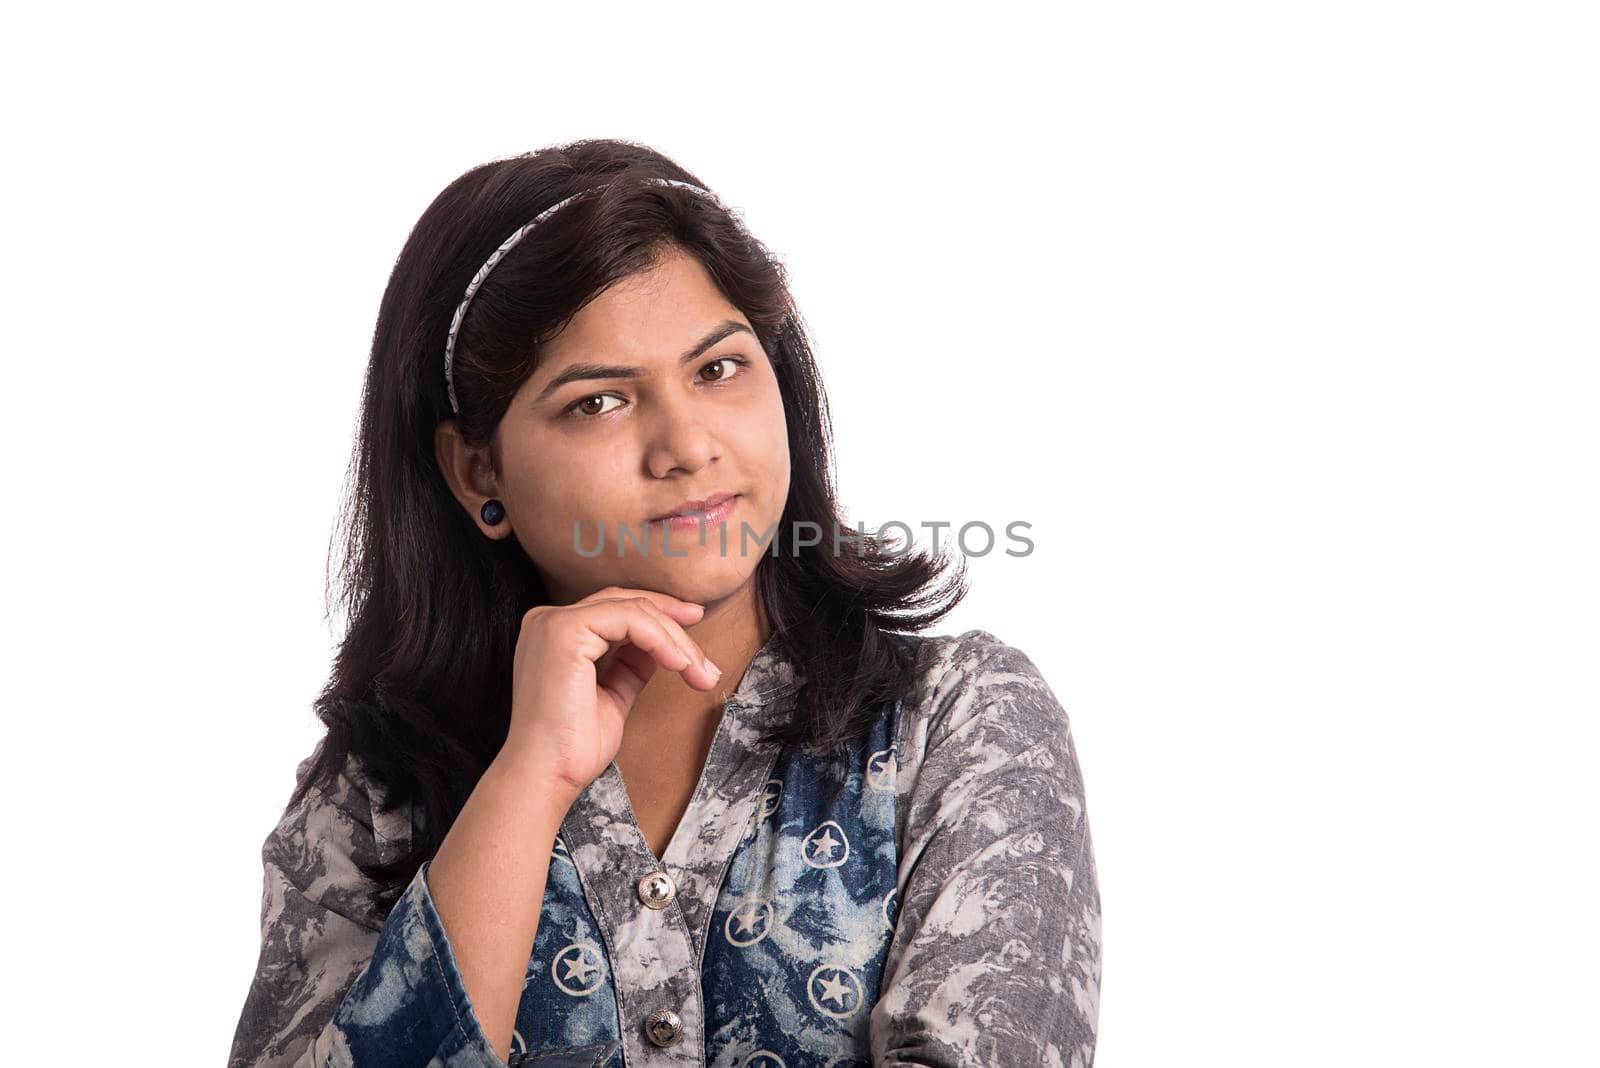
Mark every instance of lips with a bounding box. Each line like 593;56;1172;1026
650;491;739;522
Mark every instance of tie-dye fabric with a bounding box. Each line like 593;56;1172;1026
228;628;1101;1067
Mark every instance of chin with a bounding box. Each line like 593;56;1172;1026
646;554;760;604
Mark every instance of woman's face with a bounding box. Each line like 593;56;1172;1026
459;244;790;608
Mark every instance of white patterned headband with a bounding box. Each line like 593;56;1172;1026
442;176;719;414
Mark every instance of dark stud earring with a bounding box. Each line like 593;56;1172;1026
480;499;506;526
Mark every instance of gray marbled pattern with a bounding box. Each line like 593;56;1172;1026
874;632;1101;1067
228;741;412;1067
228;629;1100;1066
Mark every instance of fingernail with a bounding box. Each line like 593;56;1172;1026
703;657;721;678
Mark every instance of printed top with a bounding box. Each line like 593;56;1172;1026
227;628;1101;1067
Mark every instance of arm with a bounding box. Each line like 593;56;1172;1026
425;746;579;1062
227;746;575;1068
870;632;1102;1067
227;747;398;1068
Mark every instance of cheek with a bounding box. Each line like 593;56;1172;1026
503;449;615;531
758;395;792;502
521;470;629;532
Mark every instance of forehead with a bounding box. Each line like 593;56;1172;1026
542;247;743;362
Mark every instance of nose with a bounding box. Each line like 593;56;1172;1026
644;389;720;479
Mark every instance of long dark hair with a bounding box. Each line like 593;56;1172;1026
294;139;967;912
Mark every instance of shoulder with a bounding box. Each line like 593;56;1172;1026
895;627;1070;756
264;739;412;907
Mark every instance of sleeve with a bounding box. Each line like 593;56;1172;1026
227;748;513;1068
870;631;1102;1068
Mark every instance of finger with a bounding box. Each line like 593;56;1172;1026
576;598;720;693
630;598;696;665
572;599;693;677
582;586;706;623
635;599;720;687
575;592;712;677
580;596;700;672
596;641;661;710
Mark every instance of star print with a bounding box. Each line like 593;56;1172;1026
732;904;765;936
815;970;853;1008
560;951;598;983
808;828;841;860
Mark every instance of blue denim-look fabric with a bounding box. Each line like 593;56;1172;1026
228;629;1101;1067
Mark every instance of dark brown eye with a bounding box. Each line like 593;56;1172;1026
567;393;621;419
701;357;746;383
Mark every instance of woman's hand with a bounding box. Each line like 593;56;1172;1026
501;585;722;798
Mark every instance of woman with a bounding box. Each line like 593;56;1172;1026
228;139;1101;1068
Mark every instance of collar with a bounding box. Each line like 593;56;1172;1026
721;627;806;740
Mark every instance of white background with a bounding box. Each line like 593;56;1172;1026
3;3;1595;1064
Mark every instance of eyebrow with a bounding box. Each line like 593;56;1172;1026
533;319;757;404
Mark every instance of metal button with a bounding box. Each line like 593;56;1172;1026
644;1007;683;1046
636;870;676;909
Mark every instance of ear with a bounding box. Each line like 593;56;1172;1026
434;420;511;539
